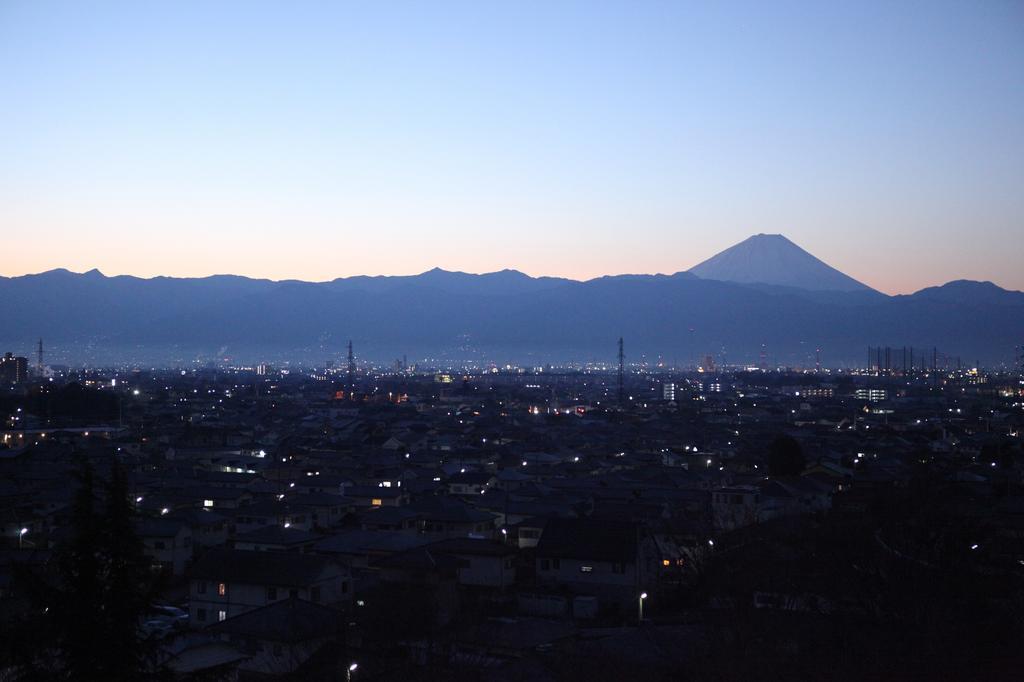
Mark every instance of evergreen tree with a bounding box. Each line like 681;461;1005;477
9;459;166;680
99;460;158;680
56;459;106;679
767;434;806;476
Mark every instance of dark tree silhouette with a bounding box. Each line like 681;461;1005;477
767;435;805;476
99;460;160;679
6;459;166;681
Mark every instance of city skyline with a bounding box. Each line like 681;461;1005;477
2;2;1023;294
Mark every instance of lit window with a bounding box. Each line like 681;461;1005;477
218;583;226;596
218;610;227;622
203;499;214;508
580;566;593;573
371;498;382;506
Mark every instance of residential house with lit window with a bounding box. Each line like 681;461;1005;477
188;548;350;628
446;471;495;496
534;518;655;614
341;485;407;508
207;597;343;676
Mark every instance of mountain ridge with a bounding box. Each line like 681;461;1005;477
2;236;1021;365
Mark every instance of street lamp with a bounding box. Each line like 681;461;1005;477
19;527;28;549
346;662;358;682
638;592;648;623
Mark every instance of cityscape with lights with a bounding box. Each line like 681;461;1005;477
2;342;1024;679
3;1;1024;680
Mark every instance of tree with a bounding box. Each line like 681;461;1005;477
8;459;165;680
56;459;106;679
99;460;161;679
767;435;805;476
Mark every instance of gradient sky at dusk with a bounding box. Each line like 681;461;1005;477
2;1;1022;294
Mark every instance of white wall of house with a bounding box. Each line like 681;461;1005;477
189;569;350;628
141;528;193;575
454;554;515;588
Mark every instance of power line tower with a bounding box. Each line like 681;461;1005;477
617;337;625;407
347;340;356;397
36;338;43;375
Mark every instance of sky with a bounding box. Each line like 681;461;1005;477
1;1;1022;294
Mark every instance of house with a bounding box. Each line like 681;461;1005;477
446;471;494;496
410;497;497;538
341;485;407;508
207;597;343;676
137;517;193;576
426;538;517;589
512;517;548;549
188;549;350;627
168;508;230;548
534;518;654;614
231;500;313;534
165;641;247;681
178;485;252;510
711;486;761;531
358;506;419;532
314;529;433;569
233;525;319;553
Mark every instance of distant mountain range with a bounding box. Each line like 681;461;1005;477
2;235;1022;367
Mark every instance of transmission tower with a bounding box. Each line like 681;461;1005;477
617;337;625;407
347;340;356;397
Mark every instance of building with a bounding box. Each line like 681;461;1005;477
0;353;28;384
534;518;655;614
425;537;517;588
662;383;676;401
711;486;762;531
137;517;193;576
188;549;351;627
207;597;343;676
855;388;888;402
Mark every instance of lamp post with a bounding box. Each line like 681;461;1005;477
638;592;647;623
346;662;358;682
18;527;28;549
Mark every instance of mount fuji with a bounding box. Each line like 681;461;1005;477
689;233;873;292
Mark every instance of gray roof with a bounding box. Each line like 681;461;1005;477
190;548;341;587
208;597;341;643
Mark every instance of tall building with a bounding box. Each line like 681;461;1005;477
662;382;677;401
0;352;28;384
